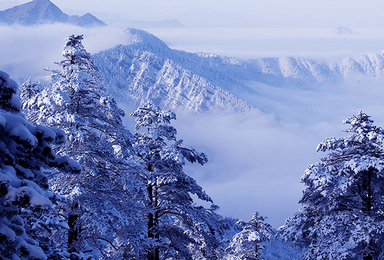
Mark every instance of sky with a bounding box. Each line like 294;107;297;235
2;0;384;228
2;0;384;28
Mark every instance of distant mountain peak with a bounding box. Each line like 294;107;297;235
0;0;106;27
333;27;355;36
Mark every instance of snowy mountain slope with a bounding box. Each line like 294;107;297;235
198;51;384;89
92;29;384;113
0;0;106;27
246;57;340;88
93;29;337;112
337;52;384;79
92;29;253;112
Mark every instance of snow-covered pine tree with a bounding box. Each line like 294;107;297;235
225;211;272;260
282;111;384;260
0;71;81;259
21;35;145;259
131;101;225;260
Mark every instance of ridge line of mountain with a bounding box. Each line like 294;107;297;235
90;28;384;114
0;0;106;27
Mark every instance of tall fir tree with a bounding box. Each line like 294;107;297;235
0;71;81;259
21;35;145;259
282;111;384;260
131;101;225;260
225;211;272;260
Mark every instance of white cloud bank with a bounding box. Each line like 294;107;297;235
146;27;384;61
0;24;130;79
172;75;384;227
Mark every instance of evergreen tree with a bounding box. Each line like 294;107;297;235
21;35;144;259
20;77;39;114
282;111;384;259
225;211;272;260
0;71;80;259
131;101;225;259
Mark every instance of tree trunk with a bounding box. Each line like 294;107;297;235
361;168;374;260
68;203;80;253
362;168;373;213
154;183;159;260
147;184;154;260
147;183;159;260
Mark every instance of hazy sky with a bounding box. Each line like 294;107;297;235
1;0;384;27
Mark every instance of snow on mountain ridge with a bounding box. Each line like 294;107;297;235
117;29;340;89
196;52;245;67
92;28;384;113
338;53;384;79
93;36;252;113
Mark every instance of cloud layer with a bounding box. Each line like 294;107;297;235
0;24;129;79
146;27;384;61
171;76;384;227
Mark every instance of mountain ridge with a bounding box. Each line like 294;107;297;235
91;29;384;113
90;29;384;113
18;27;383;114
0;0;106;27
92;28;257;113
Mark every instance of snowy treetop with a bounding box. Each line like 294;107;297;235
0;71;22;113
317;111;384;153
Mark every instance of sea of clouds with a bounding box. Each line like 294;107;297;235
146;27;384;62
